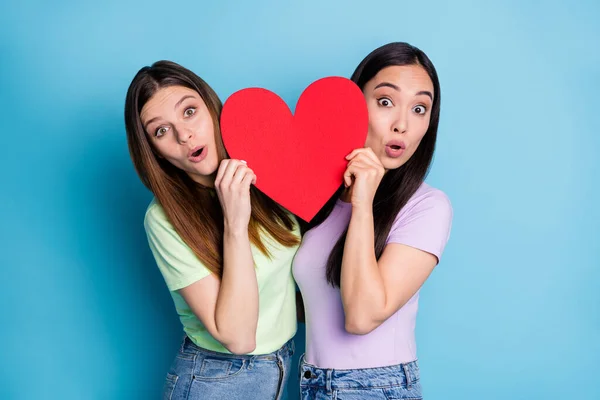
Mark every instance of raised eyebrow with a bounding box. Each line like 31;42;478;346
143;116;160;132
374;82;400;91
174;94;197;110
416;90;433;100
373;82;433;100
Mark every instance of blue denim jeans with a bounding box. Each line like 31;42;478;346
299;356;422;399
163;336;295;400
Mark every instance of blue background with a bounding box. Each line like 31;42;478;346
1;0;599;399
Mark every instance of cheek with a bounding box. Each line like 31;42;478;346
151;139;186;166
414;120;429;142
407;114;429;139
207;134;223;162
364;131;375;147
366;119;386;146
150;141;170;160
158;142;180;158
402;123;429;161
209;144;220;165
200;141;220;173
364;131;379;150
202;120;219;151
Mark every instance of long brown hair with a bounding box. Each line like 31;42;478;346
124;60;299;277
310;42;442;287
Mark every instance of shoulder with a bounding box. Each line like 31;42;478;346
412;183;451;206
145;198;165;220
144;198;173;233
402;183;452;217
386;183;453;259
390;183;453;230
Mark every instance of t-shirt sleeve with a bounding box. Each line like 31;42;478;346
386;189;453;262
144;203;212;291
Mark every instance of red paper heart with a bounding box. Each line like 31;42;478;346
220;77;368;221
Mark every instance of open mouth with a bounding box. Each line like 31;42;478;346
385;142;405;158
188;146;207;162
386;140;406;151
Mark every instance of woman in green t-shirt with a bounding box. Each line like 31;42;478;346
124;60;300;400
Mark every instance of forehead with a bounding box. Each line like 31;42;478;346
140;85;201;122
368;65;434;94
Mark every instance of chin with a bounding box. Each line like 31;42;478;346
199;166;218;177
383;159;405;171
201;158;219;173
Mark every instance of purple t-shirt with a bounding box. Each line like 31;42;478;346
293;183;453;369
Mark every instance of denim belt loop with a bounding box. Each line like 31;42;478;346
326;369;333;394
402;363;412;390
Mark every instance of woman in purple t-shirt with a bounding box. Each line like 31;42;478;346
293;42;453;399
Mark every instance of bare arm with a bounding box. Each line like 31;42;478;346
340;206;437;334
179;228;258;354
179;159;258;354
339;148;439;335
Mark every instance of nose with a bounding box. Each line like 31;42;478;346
392;109;408;134
175;126;193;144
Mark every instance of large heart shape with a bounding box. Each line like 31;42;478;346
220;77;368;221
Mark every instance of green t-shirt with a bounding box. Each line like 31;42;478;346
144;199;300;355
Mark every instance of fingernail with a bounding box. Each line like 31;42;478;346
240;160;247;164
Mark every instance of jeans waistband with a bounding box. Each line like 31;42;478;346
299;355;419;391
181;335;294;361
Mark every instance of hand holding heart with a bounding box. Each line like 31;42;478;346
343;148;385;210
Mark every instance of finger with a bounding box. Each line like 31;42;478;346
231;164;250;186
360;156;381;171
343;168;353;187
347;157;367;167
231;160;249;185
350;152;383;173
219;160;242;188
229;159;247;167
344;157;367;186
241;170;256;188
346;158;372;171
350;150;376;164
363;147;383;167
214;159;230;187
344;164;365;187
345;148;362;161
345;147;374;161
